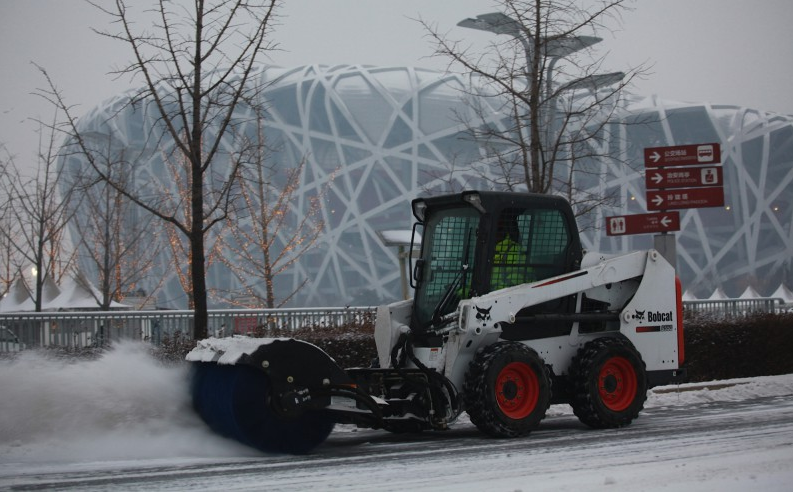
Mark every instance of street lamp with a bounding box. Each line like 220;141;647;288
457;12;523;38
560;71;626;93
457;13;602;168
457;12;619;175
457;12;601;76
458;13;601;93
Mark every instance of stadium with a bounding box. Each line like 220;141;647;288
61;64;793;308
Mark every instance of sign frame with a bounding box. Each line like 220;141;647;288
606;211;681;236
644;143;722;168
646;187;725;211
645;166;723;190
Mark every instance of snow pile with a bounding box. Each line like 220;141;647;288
648;375;793;406
186;335;288;364
0;342;255;462
541;375;793;418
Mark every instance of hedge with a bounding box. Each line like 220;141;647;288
682;312;793;382
155;312;793;383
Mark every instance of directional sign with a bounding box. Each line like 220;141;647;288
606;211;680;236
644;143;721;168
646;186;725;211
645;166;723;190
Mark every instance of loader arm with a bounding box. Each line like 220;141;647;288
459;249;652;327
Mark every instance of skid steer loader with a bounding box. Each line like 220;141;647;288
188;191;686;454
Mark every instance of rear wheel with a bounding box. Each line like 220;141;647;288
191;362;334;454
569;337;647;428
463;342;551;437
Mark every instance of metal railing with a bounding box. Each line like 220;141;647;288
683;298;787;317
2;298;789;352
0;307;376;352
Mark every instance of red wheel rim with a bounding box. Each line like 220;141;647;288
598;356;638;412
496;362;539;419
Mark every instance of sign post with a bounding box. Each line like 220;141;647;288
605;142;725;271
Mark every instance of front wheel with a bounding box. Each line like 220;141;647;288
463;342;551;438
569;337;647;429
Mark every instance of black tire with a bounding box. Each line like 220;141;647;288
463;342;551;438
191;362;335;454
569;337;647;429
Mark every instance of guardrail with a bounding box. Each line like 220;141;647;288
0;307;376;352
2;299;788;352
683;298;787;317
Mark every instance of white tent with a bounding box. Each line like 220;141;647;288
48;274;129;310
41;274;61;304
0;274;129;312
0;277;34;312
771;284;793;304
738;285;763;299
708;287;731;300
48;276;101;310
682;290;698;301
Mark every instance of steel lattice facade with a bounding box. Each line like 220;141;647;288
61;65;793;307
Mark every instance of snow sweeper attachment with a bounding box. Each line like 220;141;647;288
188;337;351;454
188;191;686;454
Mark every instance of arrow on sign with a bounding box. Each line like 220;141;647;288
660;215;673;227
652;195;664;207
649;151;661;164
651;172;663;185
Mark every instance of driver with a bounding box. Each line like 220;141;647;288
491;213;530;291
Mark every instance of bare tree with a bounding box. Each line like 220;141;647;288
0;213;19;299
422;0;644;216
212;112;331;308
67;140;163;310
38;0;280;338
154;146;227;309
0;119;78;311
0;151;25;298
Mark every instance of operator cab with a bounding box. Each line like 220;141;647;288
409;191;583;333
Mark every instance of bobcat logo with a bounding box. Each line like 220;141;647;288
475;305;492;321
633;310;646;321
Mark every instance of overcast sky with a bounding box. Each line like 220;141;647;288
1;0;792;169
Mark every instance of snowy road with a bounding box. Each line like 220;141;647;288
2;344;793;490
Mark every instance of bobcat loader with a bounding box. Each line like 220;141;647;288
188;191;686;454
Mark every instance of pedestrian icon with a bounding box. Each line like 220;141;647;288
609;217;626;235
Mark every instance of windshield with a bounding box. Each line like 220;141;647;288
412;207;480;330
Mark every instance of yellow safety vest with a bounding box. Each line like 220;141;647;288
492;238;528;290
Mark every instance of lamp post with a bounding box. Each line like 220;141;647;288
457;12;621;186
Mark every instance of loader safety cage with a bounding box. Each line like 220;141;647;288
409;191;583;332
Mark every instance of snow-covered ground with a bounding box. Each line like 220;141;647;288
1;342;792;490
